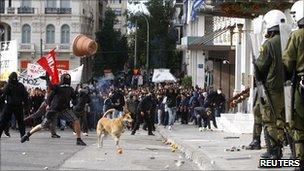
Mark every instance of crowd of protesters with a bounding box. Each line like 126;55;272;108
0;75;227;137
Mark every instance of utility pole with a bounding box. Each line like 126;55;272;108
134;20;138;68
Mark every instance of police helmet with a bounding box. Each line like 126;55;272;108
291;0;304;25
263;10;287;32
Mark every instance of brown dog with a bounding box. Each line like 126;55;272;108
96;109;133;149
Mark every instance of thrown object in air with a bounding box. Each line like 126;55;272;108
72;34;98;57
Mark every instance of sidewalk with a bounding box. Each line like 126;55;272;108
157;124;293;170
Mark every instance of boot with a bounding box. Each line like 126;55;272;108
51;134;61;138
76;138;86;146
20;132;31;143
260;128;271;159
4;130;10;137
245;139;261;150
270;145;283;159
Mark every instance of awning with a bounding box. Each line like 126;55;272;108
188;25;234;50
202;0;296;19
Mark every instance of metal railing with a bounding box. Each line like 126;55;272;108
60;8;71;14
7;7;15;14
45;7;71;14
20;43;35;51
18;7;35;14
45;7;59;14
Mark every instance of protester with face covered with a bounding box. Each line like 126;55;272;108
0;72;29;139
21;74;87;146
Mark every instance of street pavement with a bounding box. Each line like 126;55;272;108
0;128;198;170
157;123;294;171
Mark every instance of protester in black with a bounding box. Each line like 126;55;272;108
131;93;155;136
0;72;29;139
21;74;86;146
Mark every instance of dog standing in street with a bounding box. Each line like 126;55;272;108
96;109;133;149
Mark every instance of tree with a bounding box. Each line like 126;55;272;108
127;0;182;72
94;8;129;77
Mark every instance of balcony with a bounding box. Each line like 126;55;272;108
43;44;71;52
45;7;59;14
59;44;71;51
19;43;35;52
7;7;15;14
59;8;71;14
45;7;71;14
18;7;35;14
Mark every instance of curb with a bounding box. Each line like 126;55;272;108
157;127;222;170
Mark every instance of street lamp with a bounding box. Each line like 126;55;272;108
135;12;149;70
0;28;4;80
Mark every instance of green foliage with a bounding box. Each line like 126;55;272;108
94;8;129;77
181;76;192;88
127;0;181;71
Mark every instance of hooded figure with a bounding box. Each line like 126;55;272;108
60;73;71;85
8;72;18;85
0;72;29;139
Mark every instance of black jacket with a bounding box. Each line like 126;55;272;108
74;89;91;112
2;82;28;107
110;90;125;111
47;84;77;111
137;95;153;113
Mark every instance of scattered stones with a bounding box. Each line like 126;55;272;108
175;160;184;167
117;148;123;154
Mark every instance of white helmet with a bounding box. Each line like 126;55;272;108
290;0;304;24
263;10;287;31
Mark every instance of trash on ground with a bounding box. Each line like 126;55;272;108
60;152;64;155
43;167;48;170
165;165;170;169
22;152;26;155
150;156;155;159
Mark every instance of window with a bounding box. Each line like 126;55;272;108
46;24;55;44
21;0;31;7
60;0;70;8
114;8;122;16
61;24;70;44
46;0;56;8
22;24;31;43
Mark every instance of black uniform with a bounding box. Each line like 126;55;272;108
74;89;91;133
0;72;29;138
132;95;154;135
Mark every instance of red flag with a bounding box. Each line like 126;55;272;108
37;49;59;84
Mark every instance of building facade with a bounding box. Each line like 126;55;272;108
0;0;107;81
107;0;127;35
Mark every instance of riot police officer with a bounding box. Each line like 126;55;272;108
282;1;304;169
255;10;287;159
